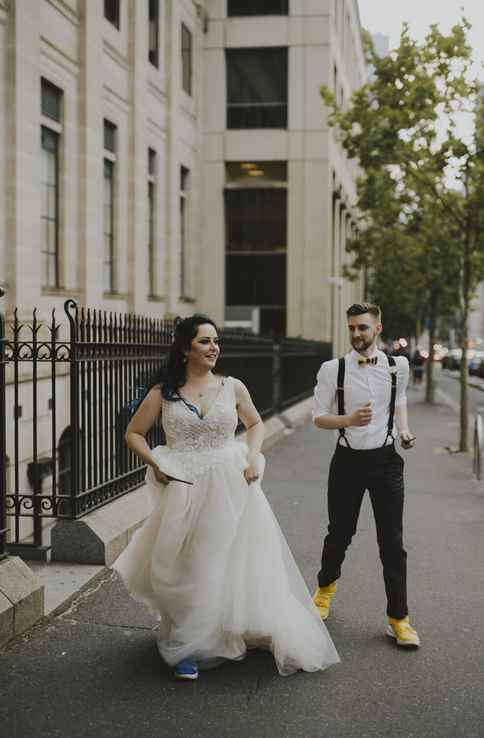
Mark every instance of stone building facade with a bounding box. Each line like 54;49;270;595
1;0;366;349
202;0;366;352
0;0;366;634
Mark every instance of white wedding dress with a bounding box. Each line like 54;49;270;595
112;376;339;676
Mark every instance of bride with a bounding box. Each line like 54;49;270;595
113;314;339;680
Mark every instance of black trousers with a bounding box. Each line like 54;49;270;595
318;442;408;619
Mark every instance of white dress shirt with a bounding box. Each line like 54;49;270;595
312;349;409;450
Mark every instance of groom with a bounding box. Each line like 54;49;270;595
312;303;420;647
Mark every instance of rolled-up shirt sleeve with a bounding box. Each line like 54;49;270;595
395;356;409;407
312;361;337;421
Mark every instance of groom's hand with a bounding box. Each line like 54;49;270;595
400;431;416;449
349;402;372;427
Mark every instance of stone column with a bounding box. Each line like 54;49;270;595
127;0;148;314
164;0;178;315
287;159;304;339
332;195;341;354
78;0;103;306
0;2;7;295
200;18;226;325
338;202;348;354
5;0;42;313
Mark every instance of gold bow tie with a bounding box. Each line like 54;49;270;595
358;356;378;366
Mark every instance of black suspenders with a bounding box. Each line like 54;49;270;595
337;355;397;448
385;355;397;446
337;358;351;447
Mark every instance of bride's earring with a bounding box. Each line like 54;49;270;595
183;355;188;364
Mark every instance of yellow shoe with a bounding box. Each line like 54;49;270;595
386;616;420;648
313;581;337;620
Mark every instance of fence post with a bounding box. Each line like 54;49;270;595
65;300;80;517
473;413;482;480
272;340;281;414
0;288;7;559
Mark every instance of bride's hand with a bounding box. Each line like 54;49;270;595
152;466;169;485
244;462;259;485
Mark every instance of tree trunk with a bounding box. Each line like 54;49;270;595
459;320;469;452
425;295;437;404
425;322;436;403
459;232;471;453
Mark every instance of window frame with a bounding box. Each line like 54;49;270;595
40;77;63;290
40;126;60;289
148;148;157;297
103;119;117;294
226;47;288;130
179;166;191;299
104;0;120;29
227;0;289;16
181;23;193;96
148;0;159;68
224;161;288;334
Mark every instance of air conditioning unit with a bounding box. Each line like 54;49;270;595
224;306;260;334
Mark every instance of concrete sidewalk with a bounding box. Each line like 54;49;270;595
1;387;483;738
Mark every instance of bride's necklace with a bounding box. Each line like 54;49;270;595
196;383;216;398
187;379;215;400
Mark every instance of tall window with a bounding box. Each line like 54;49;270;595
103;120;117;293
148;0;159;67
104;0;120;28
180;166;190;298
41;78;62;289
181;24;193;96
226;48;288;129
228;0;288;15
225;162;287;335
148;149;157;296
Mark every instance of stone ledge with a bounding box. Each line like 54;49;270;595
280;397;313;429
51;486;152;566
0;556;44;648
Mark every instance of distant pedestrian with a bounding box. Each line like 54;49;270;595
412;348;426;385
311;303;420;648
113;314;339;680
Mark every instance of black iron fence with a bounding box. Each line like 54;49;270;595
0;292;7;561
0;298;330;559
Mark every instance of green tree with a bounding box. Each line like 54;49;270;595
323;20;484;450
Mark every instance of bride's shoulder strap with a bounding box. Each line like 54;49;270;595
224;375;237;399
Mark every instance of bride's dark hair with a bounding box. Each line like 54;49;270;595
152;314;219;398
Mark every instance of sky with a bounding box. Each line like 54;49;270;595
358;0;484;145
358;0;484;69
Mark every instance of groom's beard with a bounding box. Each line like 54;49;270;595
351;332;377;353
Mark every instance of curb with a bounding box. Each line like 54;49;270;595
0;557;44;649
441;370;484;394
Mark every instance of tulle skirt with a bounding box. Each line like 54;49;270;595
112;440;339;676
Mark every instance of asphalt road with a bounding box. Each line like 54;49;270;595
1;390;483;738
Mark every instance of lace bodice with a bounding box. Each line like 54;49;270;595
161;377;238;453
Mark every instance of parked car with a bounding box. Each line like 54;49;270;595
468;351;484;376
475;359;484;380
442;348;462;370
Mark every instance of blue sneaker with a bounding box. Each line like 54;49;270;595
174;658;199;681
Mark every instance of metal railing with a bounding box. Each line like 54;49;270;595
0;296;330;559
0;288;7;560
